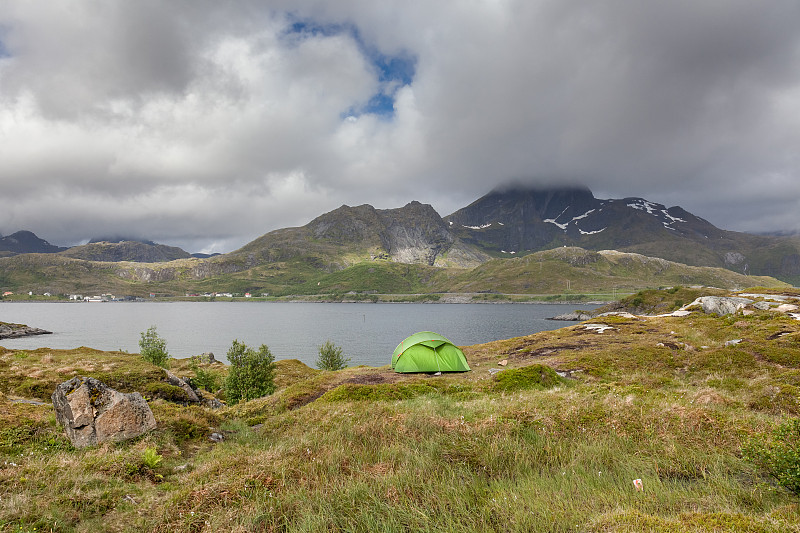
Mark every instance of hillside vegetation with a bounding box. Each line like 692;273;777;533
2;287;800;531
0;247;788;299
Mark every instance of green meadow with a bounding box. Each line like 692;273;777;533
1;288;799;532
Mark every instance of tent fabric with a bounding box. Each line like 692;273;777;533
391;331;471;373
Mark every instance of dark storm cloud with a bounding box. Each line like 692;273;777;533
1;0;799;252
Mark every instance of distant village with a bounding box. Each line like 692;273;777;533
1;291;269;301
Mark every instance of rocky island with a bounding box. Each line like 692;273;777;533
0;321;52;339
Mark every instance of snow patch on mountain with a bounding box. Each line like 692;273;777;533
463;223;492;230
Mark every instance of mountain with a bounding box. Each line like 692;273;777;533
222;200;488;270
0;230;66;255
1;185;799;295
445;186;800;284
60;240;193;263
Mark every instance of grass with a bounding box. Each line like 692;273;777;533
1;287;800;531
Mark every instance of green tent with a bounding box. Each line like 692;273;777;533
391;331;471;373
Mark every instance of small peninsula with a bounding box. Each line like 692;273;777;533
0;321;52;339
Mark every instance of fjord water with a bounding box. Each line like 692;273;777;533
0;302;596;367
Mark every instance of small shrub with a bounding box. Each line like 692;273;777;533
316;340;350;371
493;364;565;392
225;340;276;404
743;417;800;495
142;447;163;469
139;326;170;368
188;355;220;392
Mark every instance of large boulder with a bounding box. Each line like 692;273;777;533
52;376;156;448
688;296;753;316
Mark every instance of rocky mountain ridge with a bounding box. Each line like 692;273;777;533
0;230;66;256
3;185;800;285
446;186;800;284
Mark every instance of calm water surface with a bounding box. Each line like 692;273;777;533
0;302;597;367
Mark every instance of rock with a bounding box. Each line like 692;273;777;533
725;339;743;346
197;352;216;364
776;304;799;313
598;312;637;319
584;323;614;333
209;432;224;443
0;323;52;340
688;296;753;316
549;311;594;321
165;371;201;403
52;376;156;448
203;396;224;409
753;301;772;310
739;293;789;302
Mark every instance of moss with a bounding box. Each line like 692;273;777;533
759;347;800;368
319;380;474;403
492;364;566;392
93;367;168;393
591;509;787;532
151;403;222;443
321;382;439;402
143;382;191;403
707;377;747;392
15;378;54;400
748;384;800;415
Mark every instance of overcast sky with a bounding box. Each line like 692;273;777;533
1;1;799;253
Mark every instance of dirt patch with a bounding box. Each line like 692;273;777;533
342;372;402;385
504;340;591;358
287;390;328;410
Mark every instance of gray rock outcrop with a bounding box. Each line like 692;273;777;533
689;296;753;316
549;311;595;321
165;370;201;403
0;323;52;339
52;376;156;448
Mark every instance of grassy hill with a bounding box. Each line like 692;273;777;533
0;247;788;299
2;287;800;531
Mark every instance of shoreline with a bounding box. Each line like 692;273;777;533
1;292;617;306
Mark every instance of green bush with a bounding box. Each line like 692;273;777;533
316;340;350;371
189;355;220;392
139;325;170;368
743;417;800;495
224;340;276;404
